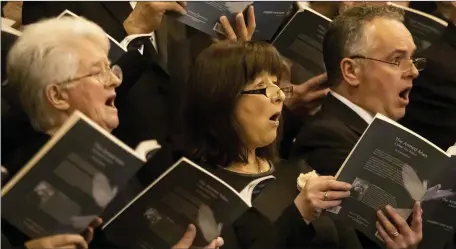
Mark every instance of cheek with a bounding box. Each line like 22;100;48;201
68;86;105;114
235;98;269;127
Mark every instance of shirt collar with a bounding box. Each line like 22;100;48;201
330;91;374;124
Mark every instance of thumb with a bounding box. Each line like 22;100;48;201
204;237;224;249
411;201;423;234
172;224;197;249
162;2;187;15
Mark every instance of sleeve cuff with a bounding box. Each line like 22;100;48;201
120;33;153;48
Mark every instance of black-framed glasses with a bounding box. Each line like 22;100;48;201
241;86;293;100
349;55;427;72
56;65;123;86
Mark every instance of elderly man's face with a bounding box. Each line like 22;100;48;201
63;38;121;132
354;18;418;121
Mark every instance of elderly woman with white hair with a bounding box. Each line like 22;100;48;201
4;16;122;175
2;16;223;249
2;16;121;249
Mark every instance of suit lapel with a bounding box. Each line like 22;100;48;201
322;94;369;136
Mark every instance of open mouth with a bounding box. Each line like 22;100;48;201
399;87;411;102
105;95;116;108
269;112;281;122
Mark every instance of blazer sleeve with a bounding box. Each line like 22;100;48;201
272;203;316;248
290;123;355;176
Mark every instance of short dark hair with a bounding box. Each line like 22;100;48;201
182;41;286;167
323;5;405;86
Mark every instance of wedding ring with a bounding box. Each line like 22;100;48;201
323;191;329;201
392;231;399;237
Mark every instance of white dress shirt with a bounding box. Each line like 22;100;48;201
330;91;374;124
119;2;158;53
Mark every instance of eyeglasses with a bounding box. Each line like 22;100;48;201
56;65;123;86
241;86;293;100
349;55;427;72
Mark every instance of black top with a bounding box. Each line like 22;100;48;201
197;159;317;249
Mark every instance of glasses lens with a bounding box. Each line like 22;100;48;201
265;86;278;99
281;86;293;99
111;65;123;81
413;58;426;71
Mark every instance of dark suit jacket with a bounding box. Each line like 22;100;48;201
290;94;368;176
400;22;456;151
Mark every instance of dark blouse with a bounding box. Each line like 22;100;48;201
197;159;317;249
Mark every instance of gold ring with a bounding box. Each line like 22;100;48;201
323;191;329;201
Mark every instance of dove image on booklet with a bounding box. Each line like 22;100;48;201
325;113;456;249
1;110;160;239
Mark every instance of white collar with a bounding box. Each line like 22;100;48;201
330;91;374;124
447;143;456;156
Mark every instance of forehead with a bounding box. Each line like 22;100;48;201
253;72;278;82
365;18;416;55
73;37;109;69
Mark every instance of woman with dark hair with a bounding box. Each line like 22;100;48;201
182;41;353;249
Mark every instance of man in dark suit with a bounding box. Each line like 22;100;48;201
290;5;421;176
399;3;456;151
290;5;424;248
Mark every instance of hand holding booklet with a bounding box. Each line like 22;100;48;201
325;114;456;249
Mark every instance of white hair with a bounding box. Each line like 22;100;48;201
6;16;109;132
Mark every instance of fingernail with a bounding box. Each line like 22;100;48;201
237;13;243;19
386;205;393;211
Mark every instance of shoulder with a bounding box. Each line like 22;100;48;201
294;114;354;147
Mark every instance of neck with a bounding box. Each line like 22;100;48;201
333;86;373;115
228;149;267;174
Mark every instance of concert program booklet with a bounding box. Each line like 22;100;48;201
325;114;456;249
102;157;275;248
176;1;293;41
2;111;160;239
388;3;448;52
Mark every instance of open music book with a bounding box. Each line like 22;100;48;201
2;111;160;238
326;114;456;249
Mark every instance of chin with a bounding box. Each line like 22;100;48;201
391;108;406;121
258;133;277;148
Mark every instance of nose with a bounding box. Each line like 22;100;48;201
106;71;122;88
272;89;286;104
404;61;420;80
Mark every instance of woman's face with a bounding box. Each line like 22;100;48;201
234;72;285;149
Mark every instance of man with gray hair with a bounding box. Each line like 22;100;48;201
291;5;424;249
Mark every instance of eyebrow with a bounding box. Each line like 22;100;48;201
387;47;417;59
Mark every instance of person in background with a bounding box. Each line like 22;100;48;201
2;16;223;249
399;2;456;151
